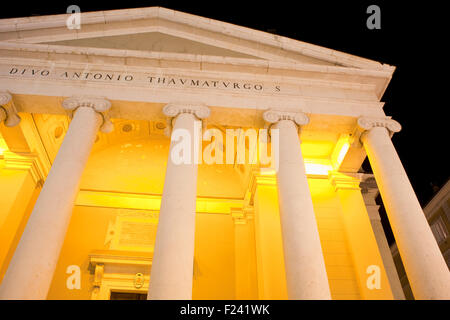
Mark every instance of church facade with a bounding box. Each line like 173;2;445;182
0;7;449;300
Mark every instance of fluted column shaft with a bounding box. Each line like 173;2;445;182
264;110;331;300
148;104;209;300
359;117;450;299
0;96;111;299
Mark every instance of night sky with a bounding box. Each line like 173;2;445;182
1;1;448;244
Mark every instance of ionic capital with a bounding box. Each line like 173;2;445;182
62;96;113;133
162;103;210;136
263;109;309;126
0;91;21;127
162;103;210;119
357;117;401;138
0;91;10;106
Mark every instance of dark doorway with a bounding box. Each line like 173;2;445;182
110;292;147;300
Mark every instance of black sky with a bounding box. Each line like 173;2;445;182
1;1;449;243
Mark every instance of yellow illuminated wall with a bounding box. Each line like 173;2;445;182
0;135;41;283
309;178;361;299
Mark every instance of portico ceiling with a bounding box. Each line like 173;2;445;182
28;112;340;199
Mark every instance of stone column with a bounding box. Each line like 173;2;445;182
0;96;112;300
263;110;331;300
358;117;450;300
147;103;209;300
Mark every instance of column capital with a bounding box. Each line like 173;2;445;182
62;96;113;133
0;91;21;127
162;103;210;136
357;117;401;138
0;91;11;106
2;151;46;186
263;109;309;126
163;103;210;119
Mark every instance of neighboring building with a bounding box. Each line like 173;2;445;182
0;7;449;300
391;179;450;299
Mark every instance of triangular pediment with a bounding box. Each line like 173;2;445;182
0;6;393;70
43;32;262;60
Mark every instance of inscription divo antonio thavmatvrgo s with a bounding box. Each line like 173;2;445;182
4;66;282;93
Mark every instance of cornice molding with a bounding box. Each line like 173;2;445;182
76;189;243;213
2;151;46;186
0;7;394;72
328;172;361;191
328;171;379;193
89;250;153;269
62;96;113;133
0;42;393;79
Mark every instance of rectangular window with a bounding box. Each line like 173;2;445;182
430;216;448;243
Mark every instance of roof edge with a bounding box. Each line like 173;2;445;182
0;6;396;73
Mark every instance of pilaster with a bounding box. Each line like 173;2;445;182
248;170;288;299
329;171;394;299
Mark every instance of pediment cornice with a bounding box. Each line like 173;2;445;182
0;7;394;72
